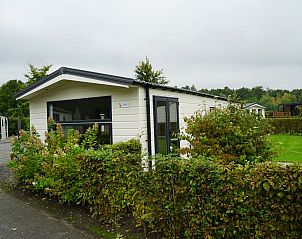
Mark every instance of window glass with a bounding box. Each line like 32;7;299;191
48;96;112;145
156;100;167;154
62;123;111;144
50;96;111;122
169;101;178;153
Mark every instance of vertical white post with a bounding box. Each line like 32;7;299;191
5;117;8;138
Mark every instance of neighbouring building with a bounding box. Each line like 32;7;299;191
0;116;8;140
242;103;266;118
15;67;229;155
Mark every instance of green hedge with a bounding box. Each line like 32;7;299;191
9;127;302;238
133;157;302;238
270;117;302;135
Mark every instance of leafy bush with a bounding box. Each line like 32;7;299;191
133;157;302;238
8;122;302;238
270;117;302;135
9;124;142;219
179;106;274;164
9;128;44;183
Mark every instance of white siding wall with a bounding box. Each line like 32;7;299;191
138;88;229;155
29;80;228;154
29;80;140;142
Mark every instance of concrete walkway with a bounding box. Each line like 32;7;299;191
0;139;94;239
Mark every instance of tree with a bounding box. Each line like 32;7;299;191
260;93;277;111
0;80;28;134
0;64;52;134
24;64;52;85
134;57;169;85
280;92;296;104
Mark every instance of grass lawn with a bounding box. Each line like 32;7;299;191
269;134;302;162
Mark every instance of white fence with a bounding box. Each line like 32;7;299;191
0;116;8;140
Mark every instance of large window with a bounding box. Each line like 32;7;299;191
47;96;112;144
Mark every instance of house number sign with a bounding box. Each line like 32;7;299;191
119;101;129;108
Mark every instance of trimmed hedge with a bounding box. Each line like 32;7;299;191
9;126;302;238
270;117;302;135
134;157;302;238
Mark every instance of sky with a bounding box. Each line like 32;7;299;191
0;0;301;90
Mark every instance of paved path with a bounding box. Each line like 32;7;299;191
0;139;94;239
0;138;11;167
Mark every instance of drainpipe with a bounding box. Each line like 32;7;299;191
145;86;152;169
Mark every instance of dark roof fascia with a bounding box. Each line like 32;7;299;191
134;80;229;102
15;66;228;102
14;67;135;99
14;69;62;99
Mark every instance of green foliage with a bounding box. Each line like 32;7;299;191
8;124;302;238
133;156;302;238
199;86;302;111
134;57;169;85
270;117;302;135
24;64;52;86
0;80;28;134
8;128;44;183
180;106;274;164
0;64;52;135
81;123;99;149
9;125;142;219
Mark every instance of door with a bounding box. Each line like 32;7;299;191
154;96;179;155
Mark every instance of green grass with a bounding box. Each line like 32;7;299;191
269;135;302;162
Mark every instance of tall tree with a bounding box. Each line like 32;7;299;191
134;57;169;85
24;64;52;85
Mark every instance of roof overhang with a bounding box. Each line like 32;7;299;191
243;103;266;109
15;67;134;100
15;66;229;102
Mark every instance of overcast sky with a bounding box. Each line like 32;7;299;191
0;0;301;90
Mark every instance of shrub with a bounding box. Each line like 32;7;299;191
134;157;302;238
179;106;274;164
8;122;302;238
9;128;44;183
9;124;142;220
270;117;302;135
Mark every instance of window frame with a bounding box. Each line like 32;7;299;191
47;96;113;144
153;96;180;155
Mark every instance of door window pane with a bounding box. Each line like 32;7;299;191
156;100;167;154
169;101;178;153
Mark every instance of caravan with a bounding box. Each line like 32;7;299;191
0;116;8;140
